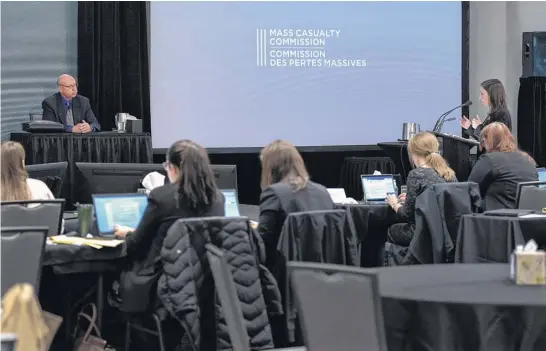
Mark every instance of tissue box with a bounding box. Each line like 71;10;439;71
514;251;546;285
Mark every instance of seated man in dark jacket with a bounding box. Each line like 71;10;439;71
41;74;101;133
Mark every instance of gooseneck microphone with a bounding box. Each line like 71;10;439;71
433;100;472;133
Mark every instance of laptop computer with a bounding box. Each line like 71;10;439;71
327;188;348;204
537;167;546;188
92;193;148;237
361;174;397;204
220;189;241;217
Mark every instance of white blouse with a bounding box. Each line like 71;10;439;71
26;178;64;233
27;178;55;200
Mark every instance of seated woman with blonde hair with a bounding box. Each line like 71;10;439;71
1;141;54;202
468;122;537;210
385;132;457;250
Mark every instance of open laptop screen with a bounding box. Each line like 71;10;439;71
93;193;148;234
537;167;546;184
361;175;396;201
220;189;240;217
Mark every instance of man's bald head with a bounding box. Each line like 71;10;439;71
57;74;78;100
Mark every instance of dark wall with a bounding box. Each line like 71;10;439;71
154;149;385;205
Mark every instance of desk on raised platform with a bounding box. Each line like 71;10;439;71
10;131;153;165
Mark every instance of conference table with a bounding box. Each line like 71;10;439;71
380;264;546;351
10;131;153;165
456;214;546;263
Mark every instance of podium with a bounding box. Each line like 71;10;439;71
431;132;479;181
379;133;479;183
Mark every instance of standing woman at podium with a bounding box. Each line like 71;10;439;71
461;79;512;141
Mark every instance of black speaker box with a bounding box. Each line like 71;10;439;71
522;32;546;77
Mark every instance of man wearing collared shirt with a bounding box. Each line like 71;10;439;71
42;74;101;133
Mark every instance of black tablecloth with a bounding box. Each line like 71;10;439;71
336;203;399;267
380;264;546;351
455;214;546;263
43;243;123;274
10;131;153;165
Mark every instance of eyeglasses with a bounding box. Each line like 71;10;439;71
59;84;78;89
162;161;170;171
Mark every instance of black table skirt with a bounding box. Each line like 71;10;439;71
455;214;546;263
43;243;123;274
336;203;399;267
380;264;546;351
11;131;153;164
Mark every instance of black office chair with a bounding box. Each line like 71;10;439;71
517;181;546;213
288;262;387;351
206;244;306;351
206;244;251;351
1;226;48;296
1;200;64;237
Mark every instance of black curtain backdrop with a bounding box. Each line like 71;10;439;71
77;1;150;132
517;77;546;167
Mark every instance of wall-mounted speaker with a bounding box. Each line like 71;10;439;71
522;32;546;77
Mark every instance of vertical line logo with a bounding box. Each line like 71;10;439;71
256;29;267;67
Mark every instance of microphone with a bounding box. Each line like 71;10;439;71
433;100;472;133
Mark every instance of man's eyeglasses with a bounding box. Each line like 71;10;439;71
59;84;78;89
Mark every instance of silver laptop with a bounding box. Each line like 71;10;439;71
220;189;241;217
361;174;397;204
92;193;148;237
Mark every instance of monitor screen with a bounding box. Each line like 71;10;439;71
537;167;546;182
93;194;148;234
221;189;240;217
361;175;396;201
537;167;546;188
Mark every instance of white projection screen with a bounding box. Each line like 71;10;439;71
150;1;462;150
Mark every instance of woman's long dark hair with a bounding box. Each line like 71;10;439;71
481;79;507;117
167;140;218;213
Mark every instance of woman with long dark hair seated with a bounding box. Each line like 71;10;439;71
468;122;537;210
461;78;512;140
257;140;335;269
112;140;225;316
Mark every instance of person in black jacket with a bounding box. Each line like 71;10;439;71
461;79;512;140
112;139;225;327
42;74;101;133
385;132;457;249
468;122;538;210
257;140;335;269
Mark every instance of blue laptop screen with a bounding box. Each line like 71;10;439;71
538;168;546;188
361;175;396;201
221;189;240;217
93;194;148;233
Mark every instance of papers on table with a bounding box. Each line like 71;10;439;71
47;235;124;249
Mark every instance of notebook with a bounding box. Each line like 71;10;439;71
220;189;241;217
92;193;148;237
361;174;397;203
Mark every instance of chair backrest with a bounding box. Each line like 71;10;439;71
1;226;48;297
205;244;251;351
1;200;64;237
280;209;358;265
288;262;387;351
517;181;546;213
0;333;17;351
